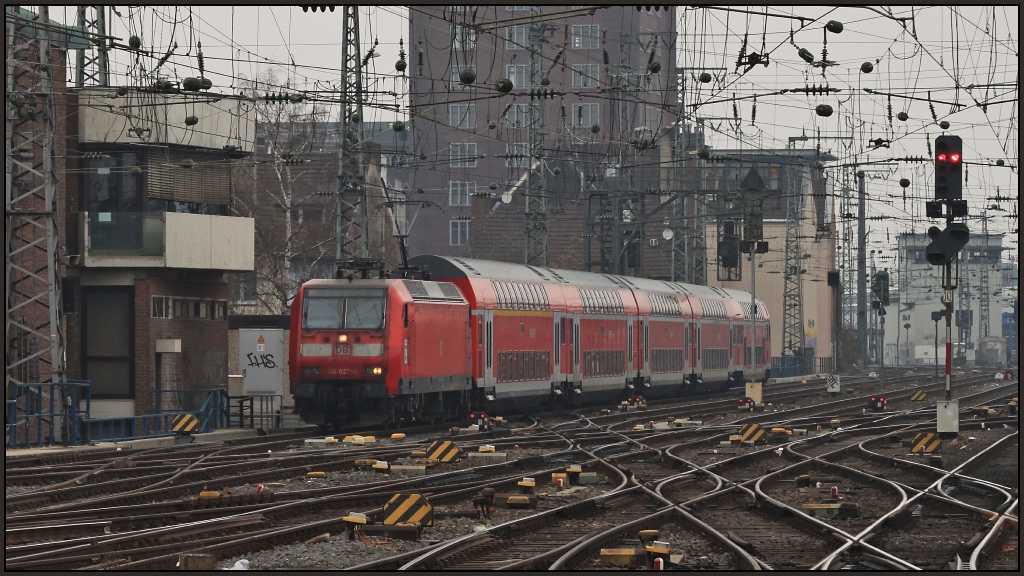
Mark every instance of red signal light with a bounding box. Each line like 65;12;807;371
949;153;960;163
937;153;947;162
470;413;475;419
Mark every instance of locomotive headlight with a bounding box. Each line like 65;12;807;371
367;366;383;376
303;367;319;376
339;334;348;343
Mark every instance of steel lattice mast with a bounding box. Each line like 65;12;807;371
6;5;66;390
523;12;548;267
781;163;806;360
335;5;369;267
74;6;108;87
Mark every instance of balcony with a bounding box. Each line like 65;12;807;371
81;211;254;271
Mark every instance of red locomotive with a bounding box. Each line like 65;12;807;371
290;256;771;429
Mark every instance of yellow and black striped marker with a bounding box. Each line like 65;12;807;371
911;432;941;453
910;390;927;401
171;413;199;434
382;493;433;527
739;423;765;444
425;440;462;463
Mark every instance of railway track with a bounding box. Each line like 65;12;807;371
6;371;1016;571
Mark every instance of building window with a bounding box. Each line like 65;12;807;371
450;64;474;92
572;103;600;127
449;103;476;129
152;296;172;318
172;298;228;320
229;271;258;305
505;64;529;89
450;220;470;245
506;25;527;49
505;103;531;128
506;142;530;169
572;64;600;87
449;181;475;206
571;24;599;49
450;143;477;168
452;24;476;51
84;151;142;213
507;5;530;10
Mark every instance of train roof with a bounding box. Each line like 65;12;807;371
408;255;762;305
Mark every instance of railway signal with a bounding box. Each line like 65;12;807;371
925;223;970;266
934;135;963;200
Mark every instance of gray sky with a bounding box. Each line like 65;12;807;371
51;5;1018;264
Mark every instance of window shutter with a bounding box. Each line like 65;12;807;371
147;149;233;205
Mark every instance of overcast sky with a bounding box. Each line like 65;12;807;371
50;5;1018;266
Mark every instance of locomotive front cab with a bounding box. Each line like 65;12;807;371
291;283;392;429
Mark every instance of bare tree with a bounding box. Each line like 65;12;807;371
231;69;339;315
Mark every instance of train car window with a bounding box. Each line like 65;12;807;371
302;296;345;329
346;296;386;330
477;315;483;344
498;352;505;382
493;281;505;309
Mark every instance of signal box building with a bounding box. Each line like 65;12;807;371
63;88;256;419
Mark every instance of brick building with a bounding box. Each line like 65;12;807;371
60;86;256;418
403;6;679;270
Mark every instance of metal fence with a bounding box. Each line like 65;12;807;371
227;394;284;431
7;381;92;448
87;388;230;442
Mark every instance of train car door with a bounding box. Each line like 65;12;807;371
484;309;494;387
571;314;581;386
692;322;700;372
627;316;635;375
641;317;650;380
553;312;564;382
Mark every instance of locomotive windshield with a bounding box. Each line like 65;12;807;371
302;288;386;330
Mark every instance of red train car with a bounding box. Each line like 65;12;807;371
290;256;771;429
289;278;471;428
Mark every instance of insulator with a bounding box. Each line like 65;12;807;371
417;50;423;66
928;91;937;122
751;97;757;125
603;49;609;65
887;95;892;126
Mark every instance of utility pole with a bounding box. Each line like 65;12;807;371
978;213;990;340
6;5;67;403
524;13;548;266
856;170;867;369
335;6;369;270
74;6;108;87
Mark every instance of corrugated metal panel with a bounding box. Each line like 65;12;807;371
147;149;232;204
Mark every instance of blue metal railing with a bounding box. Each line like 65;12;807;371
153;388;229;431
90;413;178;442
7;382;236;446
7;381;91;448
